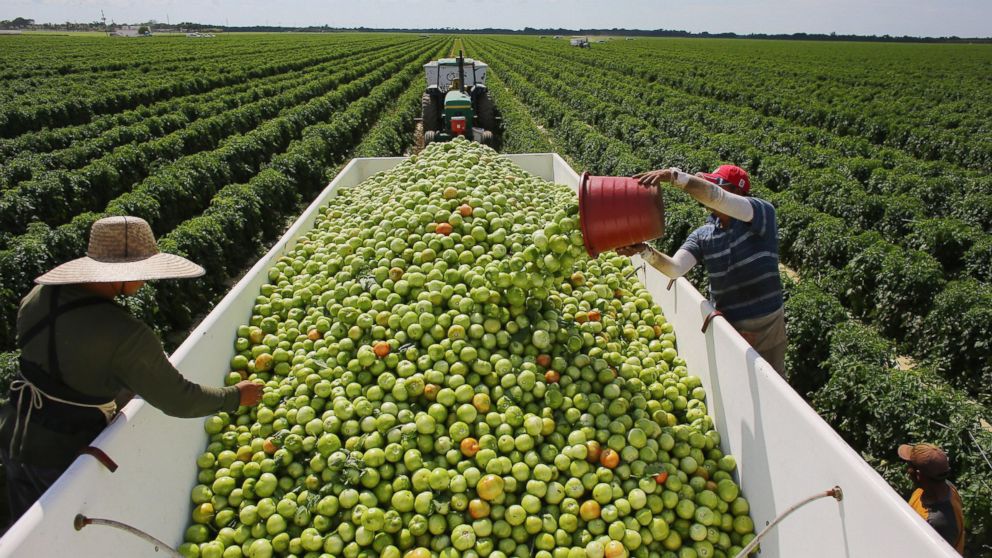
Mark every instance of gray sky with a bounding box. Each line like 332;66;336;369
2;0;989;37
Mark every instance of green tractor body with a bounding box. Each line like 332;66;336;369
422;52;495;146
434;90;474;142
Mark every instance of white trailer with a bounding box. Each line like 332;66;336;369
0;154;960;557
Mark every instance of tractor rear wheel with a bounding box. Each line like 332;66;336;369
475;89;496;131
422;92;440;132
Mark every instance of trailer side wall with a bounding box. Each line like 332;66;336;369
0;155;957;557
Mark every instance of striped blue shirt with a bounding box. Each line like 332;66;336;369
681;197;784;323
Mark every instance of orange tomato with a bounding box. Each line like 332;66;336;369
536;354;552;368
436;222;454;236
468;498;490;519
373;341;390;358
458;204;473;217
600;448;620;469
579;500;601;521
588;309;602;322
544;370;560;384
604;540;627;558
460;437;480;457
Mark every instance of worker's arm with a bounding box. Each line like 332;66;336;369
616;244;697;279
111;325;257;417
635;168;754;222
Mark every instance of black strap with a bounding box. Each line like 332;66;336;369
17;286;114;382
18;289;112;348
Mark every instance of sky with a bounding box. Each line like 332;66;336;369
2;0;989;38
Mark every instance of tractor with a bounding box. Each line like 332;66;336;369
422;51;496;145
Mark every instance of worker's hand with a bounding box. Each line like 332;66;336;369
634;169;672;187
236;380;264;407
616;243;648;257
634;168;684;188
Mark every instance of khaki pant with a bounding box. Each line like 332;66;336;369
731;307;787;376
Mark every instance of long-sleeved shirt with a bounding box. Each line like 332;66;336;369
0;284;240;468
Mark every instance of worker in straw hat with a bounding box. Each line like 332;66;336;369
619;165;786;374
898;442;966;554
0;216;264;523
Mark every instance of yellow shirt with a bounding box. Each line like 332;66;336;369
908;483;965;554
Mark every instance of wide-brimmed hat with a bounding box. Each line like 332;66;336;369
898;443;951;480
35;216;204;285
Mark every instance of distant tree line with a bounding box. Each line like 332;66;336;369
1;17;989;43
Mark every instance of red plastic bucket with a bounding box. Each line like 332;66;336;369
578;172;665;257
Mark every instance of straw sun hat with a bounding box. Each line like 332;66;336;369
35;216;205;285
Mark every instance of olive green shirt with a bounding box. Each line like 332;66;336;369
0;284;240;468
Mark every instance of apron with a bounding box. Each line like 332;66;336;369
7;286;117;458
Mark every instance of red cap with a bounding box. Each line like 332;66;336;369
700;165;750;196
898;443;951;479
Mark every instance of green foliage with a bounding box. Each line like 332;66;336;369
0;38;449;350
918;280;992;404
906;217;982;278
484;71;552;154
0;351;17;408
813;323;992;555
964;236;992;283
782;279;847;397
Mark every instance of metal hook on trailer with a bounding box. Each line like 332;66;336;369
74;514;182;557
733;486;844;558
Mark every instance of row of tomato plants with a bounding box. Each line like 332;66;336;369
484;70;553;154
3;37;391;101
487;38;992;241
0;35;385;101
468;38;992;553
0;40;443;352
0;40;418;242
0;35;412;138
0;43;403;191
0;35;293;78
0;38;450;530
0;33;374;82
474;38;991;402
0;38;448;375
782;279;992;557
0;38;395;161
479;39;991;289
551;37;992;171
0;38;330;89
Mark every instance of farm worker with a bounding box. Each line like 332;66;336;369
899;443;966;554
619;165;786;374
0;216;264;524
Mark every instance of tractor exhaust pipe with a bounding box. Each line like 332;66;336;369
457;50;465;93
